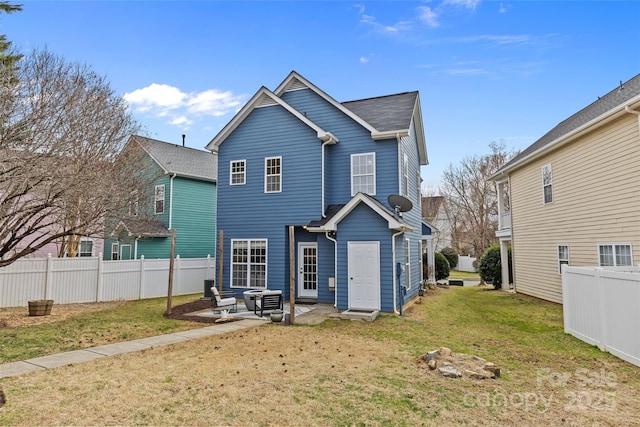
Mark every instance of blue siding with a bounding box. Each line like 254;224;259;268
217;104;324;297
336;203;394;312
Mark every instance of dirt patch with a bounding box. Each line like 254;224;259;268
0;301;129;328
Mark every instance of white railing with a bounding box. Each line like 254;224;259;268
0;255;216;308
562;266;640;367
457;255;477;272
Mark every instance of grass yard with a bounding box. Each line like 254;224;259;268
1;287;639;426
448;270;480;280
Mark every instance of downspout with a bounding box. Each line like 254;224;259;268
396;133;402;193
321;138;334;218
391;229;404;315
325;231;338;308
134;237;139;259
168;173;176;229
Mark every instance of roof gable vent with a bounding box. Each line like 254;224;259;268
281;77;308;93
256;93;278;108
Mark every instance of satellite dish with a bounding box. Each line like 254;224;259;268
388;194;413;217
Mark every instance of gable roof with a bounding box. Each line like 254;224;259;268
132;135;217;182
307;192;413;232
492;73;640;178
342;92;418;133
205;86;338;151
421;196;446;222
111;218;171;238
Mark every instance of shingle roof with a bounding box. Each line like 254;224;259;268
114;219;171;238
499;74;640;172
342;91;418;133
133;135;217;182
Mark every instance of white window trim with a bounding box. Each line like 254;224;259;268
78;237;95;257
558;244;569;274
405;238;411;290
597;243;633;267
542;163;553;205
154;184;165;214
264;156;282;193
350;152;376;196
402;153;409;197
230;159;246;186
111;243;119;260
230;239;268;288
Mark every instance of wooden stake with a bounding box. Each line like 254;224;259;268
165;228;176;315
289;225;295;325
218;230;223;292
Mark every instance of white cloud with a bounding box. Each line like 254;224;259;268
443;0;481;10
358;5;412;35
417;6;439;28
124;83;247;130
360;56;370;64
499;2;508;13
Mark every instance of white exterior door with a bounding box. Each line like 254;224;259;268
348;241;380;310
298;243;318;298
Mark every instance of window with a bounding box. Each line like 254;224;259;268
78;238;94;257
405;238;411;289
230;160;246;185
558;245;569;273
351;152;376;196
264;157;281;193
598;244;633;267
542;164;553;204
231;239;267;288
402;153;409;197
154;185;165;214
111;243;119;260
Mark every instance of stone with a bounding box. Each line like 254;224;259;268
484;364;501;378
439;347;452;357
439;365;462;378
465;370;493;380
472;355;487;363
424;350;440;362
427;359;437;370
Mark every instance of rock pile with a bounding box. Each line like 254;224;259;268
423;347;500;379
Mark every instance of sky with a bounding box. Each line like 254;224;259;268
2;0;639;189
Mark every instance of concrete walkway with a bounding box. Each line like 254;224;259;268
0;318;266;379
0;303;340;379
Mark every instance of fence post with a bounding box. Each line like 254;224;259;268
175;255;181;295
139;255;145;300
96;254;103;302
206;254;211;279
561;266;570;333
596;267;608;352
44;253;52;300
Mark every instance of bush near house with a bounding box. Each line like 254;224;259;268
478;245;513;289
434;252;450;281
440;247;459;269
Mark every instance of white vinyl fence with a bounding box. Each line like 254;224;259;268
457;255;477;272
562;266;640;367
0;255;216;308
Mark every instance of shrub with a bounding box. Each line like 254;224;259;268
478;245;513;289
434;252;450;281
440;247;459;270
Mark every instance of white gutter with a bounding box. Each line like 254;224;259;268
168;173;176;229
396;133;402;194
624;106;640;136
391;229;405;315
325;231;338;308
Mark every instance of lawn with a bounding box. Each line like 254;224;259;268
1;287;639;426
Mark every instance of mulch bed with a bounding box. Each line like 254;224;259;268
164;298;221;324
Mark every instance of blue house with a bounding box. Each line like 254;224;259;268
104;135;217;260
206;72;429;313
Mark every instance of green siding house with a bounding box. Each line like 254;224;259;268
104;135;217;260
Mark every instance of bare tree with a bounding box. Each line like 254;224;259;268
440;141;517;257
0;49;150;266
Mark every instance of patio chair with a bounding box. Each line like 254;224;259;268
254;290;283;318
211;287;237;313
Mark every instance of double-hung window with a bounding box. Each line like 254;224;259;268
230;160;246;185
542;164;553;204
79;238;94;257
231;239;267;288
154;185;165;214
351;152;376;196
598;244;633;267
265;157;281;193
111;243;119;260
558;245;569;273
